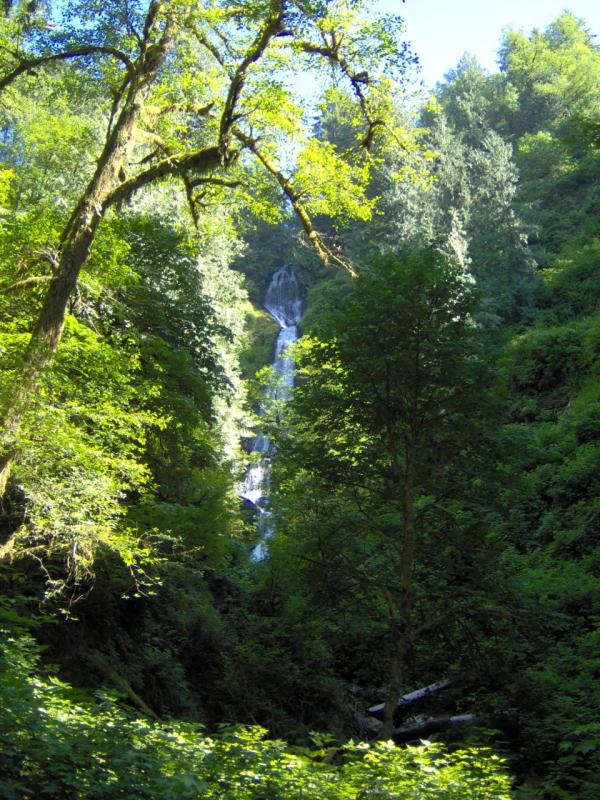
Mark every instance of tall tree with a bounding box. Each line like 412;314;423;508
377;58;536;323
271;248;503;738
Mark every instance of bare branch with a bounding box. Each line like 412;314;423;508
191;26;230;72
187;176;242;190
135;147;161;166
183;172;244;227
212;22;240;60
123;0;143;47
182;172;200;229
297;37;395;150
30;248;59;271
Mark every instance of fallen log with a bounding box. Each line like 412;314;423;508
367;679;451;717
392;714;475;744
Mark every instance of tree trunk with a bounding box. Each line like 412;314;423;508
0;9;172;499
380;443;417;739
380;629;408;738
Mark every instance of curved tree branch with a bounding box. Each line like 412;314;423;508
0;275;52;295
0;46;134;92
181;173;242;228
233;126;356;276
123;0;143;47
191;25;230;72
297;37;398;150
103;145;223;209
187;176;242;190
219;0;285;153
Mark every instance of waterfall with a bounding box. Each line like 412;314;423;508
239;266;302;561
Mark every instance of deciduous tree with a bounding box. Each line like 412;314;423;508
0;0;415;498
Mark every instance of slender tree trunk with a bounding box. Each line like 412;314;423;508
380;443;417;739
0;8;172;498
380;628;409;739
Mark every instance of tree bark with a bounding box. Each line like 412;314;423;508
0;3;172;498
380;439;417;739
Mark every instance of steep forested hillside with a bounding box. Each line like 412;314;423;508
1;3;599;799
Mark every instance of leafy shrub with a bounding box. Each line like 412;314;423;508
0;629;513;800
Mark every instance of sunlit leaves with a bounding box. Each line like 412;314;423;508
294;139;374;220
0;72;103;208
0;629;514;799
500;12;600;137
0;204;250;590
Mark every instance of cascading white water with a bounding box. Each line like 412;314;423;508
239;266;302;561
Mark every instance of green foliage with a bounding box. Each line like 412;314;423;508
239;303;278;379
4;315;155;582
267;248;509;715
500;13;600;139
0;208;247;587
342;55;537;324
501;264;600;797
496;14;600;266
0;0;424;577
479;33;600;785
0;629;513;800
294;139;375;221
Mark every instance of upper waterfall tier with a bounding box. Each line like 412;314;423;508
264;265;303;328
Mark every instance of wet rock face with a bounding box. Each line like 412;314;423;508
239;266;302;562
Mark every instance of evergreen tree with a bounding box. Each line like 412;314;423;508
271;247;506;738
